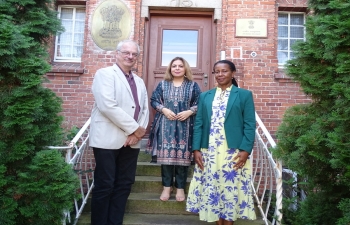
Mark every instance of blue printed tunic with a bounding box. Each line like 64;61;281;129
146;80;201;166
186;87;256;222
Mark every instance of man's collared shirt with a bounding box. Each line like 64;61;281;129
116;64;140;121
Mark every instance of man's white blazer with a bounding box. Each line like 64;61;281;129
90;64;149;149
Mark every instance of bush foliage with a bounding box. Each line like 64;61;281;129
273;0;350;224
0;0;79;224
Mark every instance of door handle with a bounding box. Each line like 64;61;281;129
203;73;208;87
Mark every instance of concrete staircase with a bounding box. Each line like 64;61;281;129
77;150;266;225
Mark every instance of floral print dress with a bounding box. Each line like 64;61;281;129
186;87;256;222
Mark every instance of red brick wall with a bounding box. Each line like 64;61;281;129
45;0;310;137
217;0;310;136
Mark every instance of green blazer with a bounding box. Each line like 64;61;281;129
192;86;256;154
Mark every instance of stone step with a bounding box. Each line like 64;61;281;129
126;193;259;218
83;189;192;214
136;162;194;177
131;176;192;193
83;191;260;215
77;213;265;225
136;162;161;176
126;192;191;214
137;149;151;162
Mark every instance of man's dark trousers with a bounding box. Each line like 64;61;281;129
91;146;140;225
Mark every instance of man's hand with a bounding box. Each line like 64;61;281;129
124;134;140;147
133;126;146;139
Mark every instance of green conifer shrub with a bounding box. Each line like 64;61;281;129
273;0;350;224
17;150;79;225
0;0;80;224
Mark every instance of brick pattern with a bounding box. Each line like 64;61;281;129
44;0;311;136
56;0;86;5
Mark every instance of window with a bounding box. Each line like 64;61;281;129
161;30;198;67
278;12;305;66
54;6;86;62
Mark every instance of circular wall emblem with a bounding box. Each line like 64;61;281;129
91;0;132;50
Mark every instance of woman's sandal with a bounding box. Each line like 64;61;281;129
175;188;185;202
160;186;172;201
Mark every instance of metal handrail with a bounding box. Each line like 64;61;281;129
252;112;283;225
48;117;94;225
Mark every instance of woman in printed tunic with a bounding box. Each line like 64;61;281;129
186;60;256;225
146;57;201;202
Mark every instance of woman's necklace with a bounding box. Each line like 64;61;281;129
219;90;227;101
173;77;184;87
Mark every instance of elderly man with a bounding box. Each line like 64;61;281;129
90;40;149;225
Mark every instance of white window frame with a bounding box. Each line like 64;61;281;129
278;12;306;68
54;5;85;62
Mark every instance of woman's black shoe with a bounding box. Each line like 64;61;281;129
150;155;157;163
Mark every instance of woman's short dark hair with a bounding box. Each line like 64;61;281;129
213;60;238;87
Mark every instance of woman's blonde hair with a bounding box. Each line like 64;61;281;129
164;57;193;81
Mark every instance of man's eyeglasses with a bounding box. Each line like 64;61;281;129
118;51;138;58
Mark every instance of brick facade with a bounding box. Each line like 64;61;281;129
45;0;310;136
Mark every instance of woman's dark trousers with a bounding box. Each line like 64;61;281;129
161;165;189;189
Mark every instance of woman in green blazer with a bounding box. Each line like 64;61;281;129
186;60;256;225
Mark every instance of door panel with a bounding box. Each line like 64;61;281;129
145;13;214;133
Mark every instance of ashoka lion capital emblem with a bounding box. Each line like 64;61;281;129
99;5;124;38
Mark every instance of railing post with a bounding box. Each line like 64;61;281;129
275;160;283;225
66;142;74;163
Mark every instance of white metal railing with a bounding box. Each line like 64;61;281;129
48;117;94;225
49;112;282;225
252;112;283;225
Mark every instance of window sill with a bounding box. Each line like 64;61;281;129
274;68;295;82
46;63;84;77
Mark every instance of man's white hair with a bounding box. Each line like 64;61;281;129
116;40;140;54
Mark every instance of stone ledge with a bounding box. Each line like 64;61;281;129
46;63;85;76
